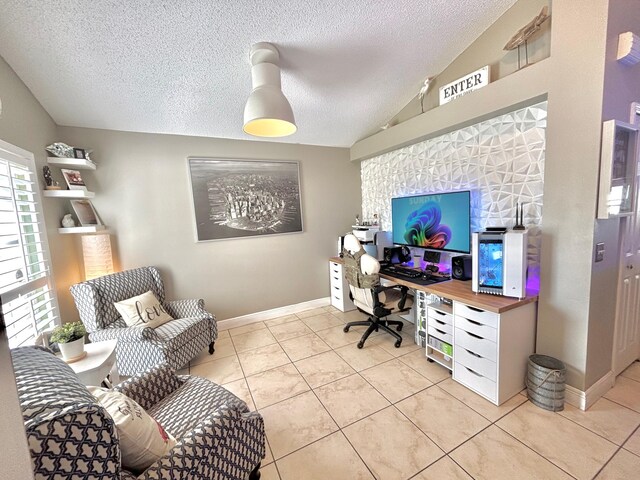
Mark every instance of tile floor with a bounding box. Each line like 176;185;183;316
184;306;640;480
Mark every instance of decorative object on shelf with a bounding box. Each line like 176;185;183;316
418;75;436;113
73;147;86;159
355;214;361;226
61;168;87;191
598;119;639;219
61;214;76;228
71;199;102;226
51;321;87;362
188;157;302;241
504;6;550;70
617;32;640;66
439;66;490;105
81;234;114;280
84;149;94;163
46;142;74;158
243;42;296;138
42;165;61;190
513;202;526;230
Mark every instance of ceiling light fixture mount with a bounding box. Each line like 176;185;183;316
243;42;297;138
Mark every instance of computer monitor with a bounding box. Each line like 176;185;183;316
391;190;471;254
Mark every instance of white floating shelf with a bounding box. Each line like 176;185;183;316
47;157;97;170
43;190;95;199
58;225;106;234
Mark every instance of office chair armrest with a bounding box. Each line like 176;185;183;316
374;284;410;310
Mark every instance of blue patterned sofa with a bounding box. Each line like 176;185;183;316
70;266;217;376
12;346;265;480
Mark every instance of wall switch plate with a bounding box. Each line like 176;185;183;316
595;242;605;262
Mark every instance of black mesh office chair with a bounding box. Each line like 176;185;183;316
342;234;413;348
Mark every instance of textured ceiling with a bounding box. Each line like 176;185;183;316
0;1;517;147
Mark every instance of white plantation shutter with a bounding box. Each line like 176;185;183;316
0;140;59;347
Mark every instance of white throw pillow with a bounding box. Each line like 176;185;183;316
89;387;177;473
114;290;173;329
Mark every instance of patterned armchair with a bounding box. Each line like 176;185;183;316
70;266;217;376
12;346;266;480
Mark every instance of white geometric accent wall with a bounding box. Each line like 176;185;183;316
361;101;547;271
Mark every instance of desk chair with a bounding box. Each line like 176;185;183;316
342;234;413;349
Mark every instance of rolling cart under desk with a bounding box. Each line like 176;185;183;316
328;256;538;405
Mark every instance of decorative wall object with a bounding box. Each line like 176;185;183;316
188;158;303;242
81;234;114;280
361;101;547;275
60;169;87;190
70;200;101;226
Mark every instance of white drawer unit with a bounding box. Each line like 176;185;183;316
452;301;537;405
328;260;355;312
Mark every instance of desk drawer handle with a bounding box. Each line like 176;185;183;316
465;318;482;326
434;319;446;326
434;310;446;316
434;328;447;335
466;306;484;313
333;286;340;291
464;366;483;377
464;330;484;340
465;348;482;358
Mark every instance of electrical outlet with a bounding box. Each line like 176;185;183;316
595;242;605;262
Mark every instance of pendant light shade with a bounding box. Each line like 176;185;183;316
243;43;296;138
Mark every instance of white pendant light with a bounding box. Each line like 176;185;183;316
243;42;297;138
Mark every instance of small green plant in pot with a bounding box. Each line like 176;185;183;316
51;322;87;361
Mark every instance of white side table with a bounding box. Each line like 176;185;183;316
65;339;119;386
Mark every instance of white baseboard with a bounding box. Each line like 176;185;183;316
564;370;616;411
217;297;331;331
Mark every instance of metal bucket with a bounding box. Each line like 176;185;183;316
526;354;566;412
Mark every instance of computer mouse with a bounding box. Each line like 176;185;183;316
421;272;431;280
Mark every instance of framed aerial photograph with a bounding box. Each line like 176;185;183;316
70;200;101;226
60;169;87;190
187;157;303;242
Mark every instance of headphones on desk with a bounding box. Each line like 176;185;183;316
383;246;411;264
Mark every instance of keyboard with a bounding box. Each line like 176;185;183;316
380;264;422;279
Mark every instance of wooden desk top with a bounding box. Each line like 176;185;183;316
329;256;538;314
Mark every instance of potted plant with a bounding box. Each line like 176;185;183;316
51;322;87;361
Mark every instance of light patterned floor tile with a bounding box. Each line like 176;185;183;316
623;426;640;456
397;349;451;383
412;456;472;480
268;320;314;342
259;462;280;480
315;324;365;349
397;386;490;453
360;358;432;403
279;333;332;362
228;321;267;337
231;328;278;353
246;364;309;409
296;307;329;319
604;375;640;413
620;361;640;382
216;329;230;339
190;337;236;366
189;355;244;384
264;314;299;328
260;391;338;459
276;432;374;480
221;378;255;411
263;439;274;466
314;373;390;427
332;309;370;323
558;397;640;445
294;350;356;388
299;313;345;332
450;425;574;480
595;448;640;479
343;406;444;480
369;331;421;357
334;343;394;372
237;343;291;376
438;377;527;422
497;401;617;480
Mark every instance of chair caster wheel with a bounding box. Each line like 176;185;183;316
395;340;402;348
343;326;350;333
427;358;434;363
357;341;364;349
396;324;403;332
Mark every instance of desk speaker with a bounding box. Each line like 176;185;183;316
452;255;472;281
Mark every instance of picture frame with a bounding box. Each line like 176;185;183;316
597;119;639;219
187;157;303;242
70;200;101;226
60;169;87;191
73;148;86;159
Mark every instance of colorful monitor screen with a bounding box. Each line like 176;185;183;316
478;239;504;288
391;191;471;253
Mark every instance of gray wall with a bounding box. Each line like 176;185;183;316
57;126;359;320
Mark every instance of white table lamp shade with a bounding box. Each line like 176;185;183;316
82;234;114;280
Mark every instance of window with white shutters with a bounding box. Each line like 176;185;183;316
0;140;59;348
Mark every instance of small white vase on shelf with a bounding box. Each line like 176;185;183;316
58;337;85;362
